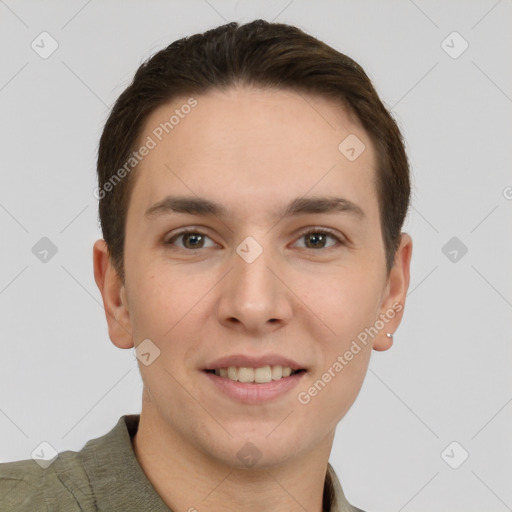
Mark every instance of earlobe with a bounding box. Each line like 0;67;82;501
373;332;393;352
93;239;134;350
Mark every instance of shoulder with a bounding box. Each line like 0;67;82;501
0;458;49;511
0;416;134;512
0;449;96;512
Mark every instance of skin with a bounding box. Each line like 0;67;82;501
93;86;412;512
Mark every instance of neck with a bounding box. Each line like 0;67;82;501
132;401;334;512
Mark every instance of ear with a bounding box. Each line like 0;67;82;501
373;233;413;352
93;239;134;349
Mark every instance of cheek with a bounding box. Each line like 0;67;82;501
125;268;176;345
328;352;371;422
299;342;372;428
126;264;209;364
303;267;383;338
297;269;380;409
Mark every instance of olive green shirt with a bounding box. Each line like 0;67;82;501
0;415;364;511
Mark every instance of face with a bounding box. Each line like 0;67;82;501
95;86;411;469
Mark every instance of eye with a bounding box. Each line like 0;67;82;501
165;229;218;250
293;229;344;250
164;227;345;251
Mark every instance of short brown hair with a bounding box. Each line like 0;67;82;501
97;19;410;282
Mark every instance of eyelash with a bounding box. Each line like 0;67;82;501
164;227;345;251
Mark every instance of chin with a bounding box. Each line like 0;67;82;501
216;429;309;469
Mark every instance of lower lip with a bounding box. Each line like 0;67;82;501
202;371;306;404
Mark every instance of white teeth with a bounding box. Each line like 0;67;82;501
254;366;272;383
238;367;254;383
271;365;282;380
282;367;292;377
213;365;298;383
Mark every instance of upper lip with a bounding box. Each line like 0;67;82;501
204;354;306;371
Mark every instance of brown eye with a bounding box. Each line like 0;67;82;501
165;231;217;250
181;233;205;249
294;230;342;250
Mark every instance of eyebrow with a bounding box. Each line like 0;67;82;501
144;195;365;221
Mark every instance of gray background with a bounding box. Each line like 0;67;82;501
1;1;511;511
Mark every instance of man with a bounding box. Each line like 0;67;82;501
0;19;412;511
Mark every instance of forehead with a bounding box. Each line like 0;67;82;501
130;86;378;222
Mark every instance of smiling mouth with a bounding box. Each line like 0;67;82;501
204;366;306;384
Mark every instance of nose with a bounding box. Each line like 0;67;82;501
216;242;293;334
